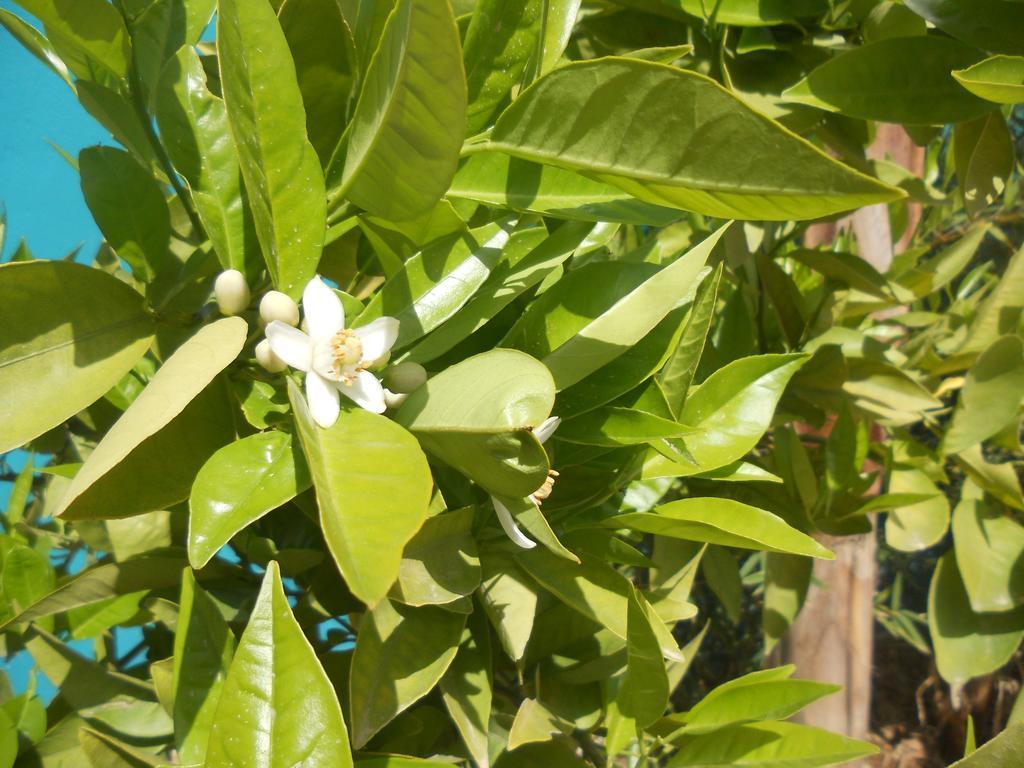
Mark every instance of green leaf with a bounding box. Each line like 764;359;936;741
2;546;54;619
944;336;1024;454
77;81;164;174
895;223;988;299
449;152;682;226
155;46;258;277
952;495;1024;613
390;507;481;606
189;430;311;569
537;0;580;75
218;0;326;298
665;721;877;767
14;0;130;83
79;728;164;767
206;562;352;767
0;8;73;89
278;0;357;164
463;0;542;134
659;266;721;418
677;354;809;473
358;223;523;349
489;58;902;221
515;548;687;656
763;553;812;653
904;0;1024;56
405;221;595;365
126;0;212;105
558;407;692;447
953;112;1015;218
617;586;670;728
953;55;1024;104
349;599;466;748
0;260;154;454
678;0;828;26
395;349;555;498
783;36;988;125
335;0;467;220
291;383;433;606
479;551;538;662
80;146;171;282
507;226;726;390
885;468;950;552
949;722;1024;767
440;611;492;768
172;569;234;764
680;668;839;734
929;551;1024;685
56;318;246;520
605;498;833;559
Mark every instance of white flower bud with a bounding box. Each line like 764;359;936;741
383;388;409;410
384;361;427;394
255;339;287;373
214;269;250;316
259;290;300;327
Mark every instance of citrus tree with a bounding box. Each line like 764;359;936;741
1;0;1023;766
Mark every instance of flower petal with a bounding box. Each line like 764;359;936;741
303;275;345;341
492;497;536;549
341;369;386;414
265;321;313;372
354;316;400;364
306;371;341;428
533;416;561;445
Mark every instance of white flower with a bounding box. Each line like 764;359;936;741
213;269;250;316
265;276;399;427
493;416;561;550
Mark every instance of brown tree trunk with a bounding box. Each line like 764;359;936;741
781;126;924;761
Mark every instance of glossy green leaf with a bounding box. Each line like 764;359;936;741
678;0;828;26
279;0;357;163
904;0;1024;56
77;80;164;174
929;551;1024;685
0;260;154;454
291;382;432;606
189;431;311;568
953;495;1024;613
515;548;688;656
676;354;808;473
440;611;492;768
171;569;234;764
79;727;164;767
944;336;1024;454
449;152;682;225
206;562;352;767
390;507;481;606
358;223;521;349
949;722;1024;767
349;598;466;748
2;546;54;616
336;0;466;220
885;467;950;552
479;551;538;662
659;266;721;417
618;585;670;728
894;223;987;298
80;146;171;282
155;46;257;277
0;8;72;88
395;349;555;498
763;553;812;654
14;0;130;83
218;0;326;298
666;721;877;767
57;318;246;520
463;0;542;134
558;407;692;447
953;55;1024;104
507;226;726;390
606;498;832;559
489;58;902;220
680;668;839;734
783;37;988;125
127;0;214;104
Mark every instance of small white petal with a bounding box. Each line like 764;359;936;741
265;321;313;372
303;276;345;340
533;416;561;445
383;388;409;410
493;497;536;549
354;317;400;364
341;369;386;414
306;371;341;428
